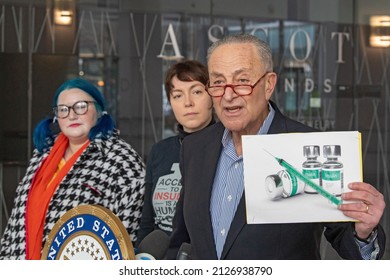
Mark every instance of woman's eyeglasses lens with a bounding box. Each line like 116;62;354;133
54;101;94;118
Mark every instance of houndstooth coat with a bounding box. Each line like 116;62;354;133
0;130;145;259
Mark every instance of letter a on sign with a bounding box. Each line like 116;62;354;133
157;24;184;60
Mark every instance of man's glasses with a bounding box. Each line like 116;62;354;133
53;100;96;119
206;72;270;97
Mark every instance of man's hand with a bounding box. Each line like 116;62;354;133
338;182;385;239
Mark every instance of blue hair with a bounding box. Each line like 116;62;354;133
33;78;116;153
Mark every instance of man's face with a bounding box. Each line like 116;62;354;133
208;42;275;136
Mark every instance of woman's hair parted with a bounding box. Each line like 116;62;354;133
164;60;209;102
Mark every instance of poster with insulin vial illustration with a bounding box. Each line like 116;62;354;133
242;131;362;224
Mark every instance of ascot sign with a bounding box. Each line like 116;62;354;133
158;23;351;65
157;24;351;98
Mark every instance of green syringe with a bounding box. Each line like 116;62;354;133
264;150;343;206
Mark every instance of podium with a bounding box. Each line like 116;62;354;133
41;204;135;260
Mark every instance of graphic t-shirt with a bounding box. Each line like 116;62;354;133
136;135;182;243
137;120;215;245
152;162;182;232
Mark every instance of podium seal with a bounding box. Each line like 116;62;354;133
41;204;135;260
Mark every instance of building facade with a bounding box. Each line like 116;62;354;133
0;0;389;259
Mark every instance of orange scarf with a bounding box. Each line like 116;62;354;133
26;133;90;260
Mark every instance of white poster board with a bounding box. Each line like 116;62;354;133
242;131;362;224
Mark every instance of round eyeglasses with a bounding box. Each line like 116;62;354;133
53;100;96;119
206;72;270;97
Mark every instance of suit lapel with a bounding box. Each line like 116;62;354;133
267;100;291;134
190;122;224;259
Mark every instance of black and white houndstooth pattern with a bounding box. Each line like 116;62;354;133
0;130;145;259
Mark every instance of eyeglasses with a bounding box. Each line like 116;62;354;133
53;100;96;119
206;72;270;97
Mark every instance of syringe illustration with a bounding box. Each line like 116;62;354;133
264;150;342;206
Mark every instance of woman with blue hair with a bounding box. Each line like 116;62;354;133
0;78;145;259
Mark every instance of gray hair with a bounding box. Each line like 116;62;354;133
207;33;273;72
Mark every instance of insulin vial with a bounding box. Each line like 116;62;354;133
322;145;344;196
302;145;322;194
265;170;304;200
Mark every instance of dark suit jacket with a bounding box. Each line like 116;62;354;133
168;101;386;259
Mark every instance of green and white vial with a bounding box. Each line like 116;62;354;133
265;170;305;200
302;145;322;194
321;145;344;196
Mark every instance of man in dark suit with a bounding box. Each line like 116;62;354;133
168;33;386;259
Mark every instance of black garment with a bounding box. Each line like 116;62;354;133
137;120;215;246
167;101;386;259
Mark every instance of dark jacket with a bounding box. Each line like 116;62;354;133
168;102;386;259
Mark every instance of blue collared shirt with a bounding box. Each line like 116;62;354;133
210;104;275;259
